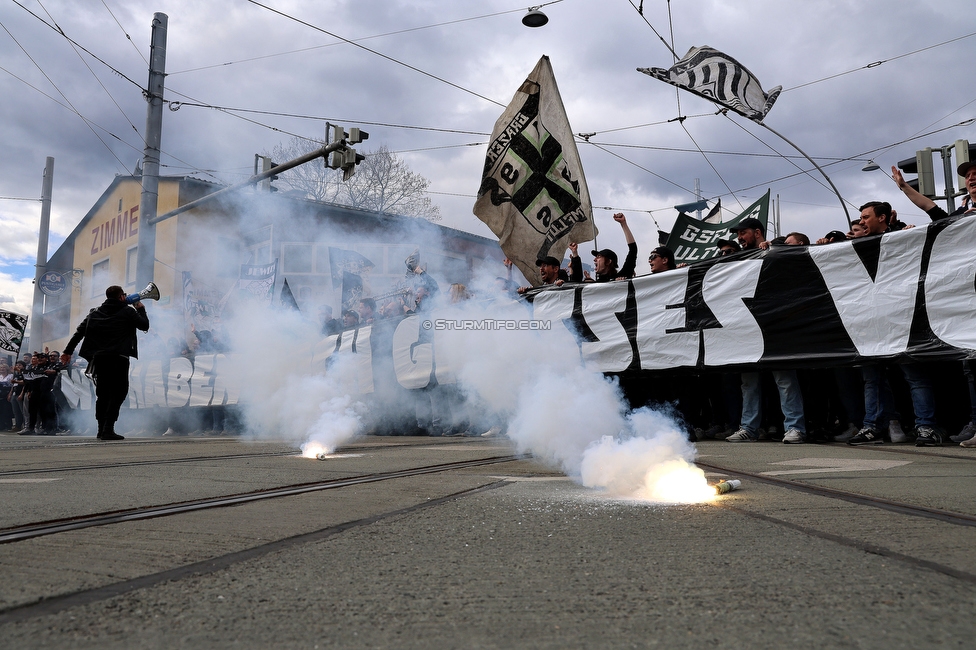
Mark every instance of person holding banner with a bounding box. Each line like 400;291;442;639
724;218;808;443
61;285;150;441
591;214;637;282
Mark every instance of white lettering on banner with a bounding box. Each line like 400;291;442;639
579;281;632;371
634;269;699;370
808;228;927;356
679;225;701;242
166;356;193;407
925;216;976;350
209;354;240;405
132;359;165;408
701;259;764;365
59;369;92;410
188;354;216;407
532;287;575;323
393;316;433;389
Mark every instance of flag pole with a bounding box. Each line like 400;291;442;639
751;119;852;230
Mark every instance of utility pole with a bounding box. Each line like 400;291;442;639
29;157;54;345
135;13;167;290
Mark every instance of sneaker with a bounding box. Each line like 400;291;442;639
848;427;883;445
914;426;942;447
481;426;502;438
960;434;976;448
951;421;976;443
782;429;805;444
726;429;757;442
97;432;125;441
833;423;858;443
888;420;910;444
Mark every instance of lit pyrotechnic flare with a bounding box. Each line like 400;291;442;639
300;441;332;459
644;460;718;503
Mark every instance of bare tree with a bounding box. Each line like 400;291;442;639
267;138;441;222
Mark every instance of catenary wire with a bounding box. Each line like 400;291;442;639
100;0;148;66
35;0;142;138
0;18;132;174
243;0;505;108
167;3;541;76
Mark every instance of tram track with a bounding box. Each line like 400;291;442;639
697;459;976;585
696;459;976;527
0;436;489;477
0;454;523;545
0;479;511;626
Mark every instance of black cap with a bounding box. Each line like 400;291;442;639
649;246;674;260
536;256;561;267
729;217;764;233
823;230;848;243
591;248;618;266
715;238;741;251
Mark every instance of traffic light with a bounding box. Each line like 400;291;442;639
955;139;971;186
342;149;366;181
324;123;368;179
896;148;936;197
255;155;279;192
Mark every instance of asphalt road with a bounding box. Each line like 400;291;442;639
1;432;975;649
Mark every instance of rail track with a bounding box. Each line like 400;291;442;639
0;453;523;545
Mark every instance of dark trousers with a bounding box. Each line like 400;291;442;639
93;354;130;426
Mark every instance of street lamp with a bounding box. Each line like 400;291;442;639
522;7;548;27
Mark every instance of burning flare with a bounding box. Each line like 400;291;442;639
643;460;717;504
301;441;332;459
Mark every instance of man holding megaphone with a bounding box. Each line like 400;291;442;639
61;284;153;440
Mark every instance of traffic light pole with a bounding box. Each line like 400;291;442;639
148;140;350;225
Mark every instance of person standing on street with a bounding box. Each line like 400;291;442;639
61;285;150;441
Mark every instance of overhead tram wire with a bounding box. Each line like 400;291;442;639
244;0;505;108
783;29;976;93
167;4;535;76
10;0;144;91
0;18;132;174
680;120;744;212
720;111;855;210
581;139;694;196
35;0;142;138
627;0;678;59
100;0;149;67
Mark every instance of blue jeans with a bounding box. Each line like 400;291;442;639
900;363;936;428
740;370;806;435
862;364;936;429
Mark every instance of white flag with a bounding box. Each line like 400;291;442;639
639;46;781;121
474;56;595;285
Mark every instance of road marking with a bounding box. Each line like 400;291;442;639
0;478;63;483
761;457;911;476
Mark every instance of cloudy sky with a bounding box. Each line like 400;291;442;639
1;0;973;316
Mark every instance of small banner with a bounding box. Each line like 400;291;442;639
238;259;278;304
474;55;595;284
665;191;770;264
0;310;27;354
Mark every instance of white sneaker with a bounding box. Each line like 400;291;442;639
481;425;502;438
782;429;805;444
726;429;757;442
889;420;910;443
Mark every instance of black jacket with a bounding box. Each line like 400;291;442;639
64;299;150;361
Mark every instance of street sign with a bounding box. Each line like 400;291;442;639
38;271;66;296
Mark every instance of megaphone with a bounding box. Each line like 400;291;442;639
126;282;160;304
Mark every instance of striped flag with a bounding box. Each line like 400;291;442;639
639;46;781;121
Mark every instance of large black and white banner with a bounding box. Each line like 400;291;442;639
532;213;976;370
53;214;976;411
